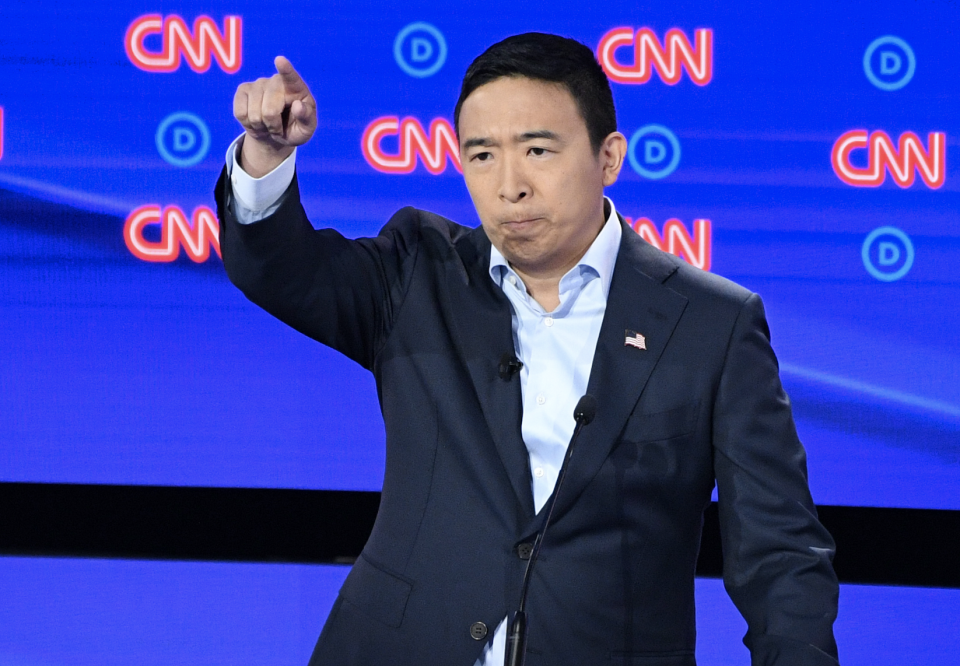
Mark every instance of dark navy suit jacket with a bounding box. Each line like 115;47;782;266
216;170;840;666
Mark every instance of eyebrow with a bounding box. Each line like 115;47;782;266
518;130;561;143
462;137;496;150
461;129;563;151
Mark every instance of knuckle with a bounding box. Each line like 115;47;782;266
263;97;282;114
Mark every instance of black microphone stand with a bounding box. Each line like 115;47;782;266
505;395;597;666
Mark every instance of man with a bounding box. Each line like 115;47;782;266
217;33;840;666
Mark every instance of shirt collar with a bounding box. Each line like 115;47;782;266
488;196;622;300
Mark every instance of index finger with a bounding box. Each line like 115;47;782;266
274;55;307;93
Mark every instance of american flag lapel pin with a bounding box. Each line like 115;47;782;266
624;329;646;350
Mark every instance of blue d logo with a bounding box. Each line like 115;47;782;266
173;128;196;151
645;140;666;164
863;36;915;91
394;22;447;78
410;38;433;62
628;125;681;179
862;226;915;281
156;112;210;167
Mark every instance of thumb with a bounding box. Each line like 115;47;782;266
290;99;313;123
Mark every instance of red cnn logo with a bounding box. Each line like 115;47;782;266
831;130;945;189
626;217;712;271
125;15;242;74
598;27;713;85
362;116;461;174
124;205;221;262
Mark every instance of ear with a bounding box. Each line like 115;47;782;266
599;132;628;187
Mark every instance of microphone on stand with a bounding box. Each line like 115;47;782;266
505;395;598;666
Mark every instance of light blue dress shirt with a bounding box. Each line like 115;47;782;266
487;203;621;514
477;201;621;666
224;139;622;666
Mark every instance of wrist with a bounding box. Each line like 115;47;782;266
239;135;295;178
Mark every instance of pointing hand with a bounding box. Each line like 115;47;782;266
233;56;317;177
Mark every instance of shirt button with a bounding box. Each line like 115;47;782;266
536;394;545;405
533;466;544;478
544;317;554;327
508;275;517;286
469;621;488;640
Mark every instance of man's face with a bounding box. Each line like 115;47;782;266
458;76;625;280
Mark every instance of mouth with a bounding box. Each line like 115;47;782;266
501;216;544;230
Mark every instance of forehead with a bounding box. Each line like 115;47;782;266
458;76;587;139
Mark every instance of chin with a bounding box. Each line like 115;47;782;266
506;250;558;277
500;238;541;263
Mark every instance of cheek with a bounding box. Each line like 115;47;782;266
464;175;493;211
534;175;576;217
479;221;499;245
552;166;602;207
541;161;586;193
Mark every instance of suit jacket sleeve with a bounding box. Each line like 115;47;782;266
215;167;419;370
712;293;840;665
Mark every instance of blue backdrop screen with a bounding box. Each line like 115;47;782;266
1;1;957;508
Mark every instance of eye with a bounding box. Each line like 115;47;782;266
471;151;493;162
529;146;549;157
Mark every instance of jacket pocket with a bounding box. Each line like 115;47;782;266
340;553;413;628
622;401;700;443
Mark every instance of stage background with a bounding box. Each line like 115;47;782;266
0;1;957;663
1;556;958;666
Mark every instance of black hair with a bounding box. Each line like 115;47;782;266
454;32;617;154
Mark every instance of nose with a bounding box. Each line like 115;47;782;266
498;154;530;203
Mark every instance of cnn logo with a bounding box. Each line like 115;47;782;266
124;205;221;263
362;116;461;175
598;27;713;85
832;130;946;189
626;217;712;271
125;14;242;74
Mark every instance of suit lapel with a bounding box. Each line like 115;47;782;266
527;221;689;531
443;226;536;519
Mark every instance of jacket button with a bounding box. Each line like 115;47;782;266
469;621;488;640
517;542;533;560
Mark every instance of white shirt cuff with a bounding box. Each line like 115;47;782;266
225;134;297;224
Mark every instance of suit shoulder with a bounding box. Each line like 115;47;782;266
662;252;755;310
380;206;477;247
622;227;754;312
